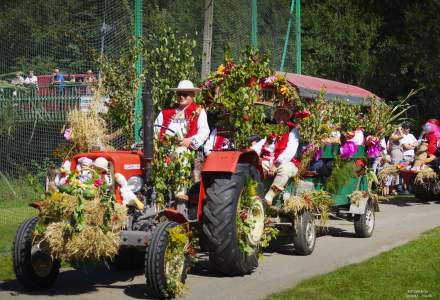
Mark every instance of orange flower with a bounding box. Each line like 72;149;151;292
217;64;225;75
279;85;289;96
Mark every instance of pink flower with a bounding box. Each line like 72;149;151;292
264;76;276;85
94;178;104;187
340;141;358;160
63;128;72;141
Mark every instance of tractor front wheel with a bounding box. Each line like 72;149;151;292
145;220;190;299
13;217;60;290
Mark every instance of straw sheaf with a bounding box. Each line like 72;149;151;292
377;165;399;184
67;109;112;151
414;167;439;185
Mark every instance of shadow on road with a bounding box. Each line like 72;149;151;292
0;263;145;297
380;195;440;207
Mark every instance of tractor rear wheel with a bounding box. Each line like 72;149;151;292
202;163;264;276
292;210;316;255
145;220;190;299
13;217;60;290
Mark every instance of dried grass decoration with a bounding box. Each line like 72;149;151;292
349;190;369;206
34;177;127;262
377;165;399;186
414;167;440;193
282;190;333;226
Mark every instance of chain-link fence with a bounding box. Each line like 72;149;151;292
0;0;297;256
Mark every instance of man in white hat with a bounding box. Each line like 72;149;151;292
251;107;300;206
154;80;210;200
154;80;209;149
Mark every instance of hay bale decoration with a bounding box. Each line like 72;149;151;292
34;160;128;263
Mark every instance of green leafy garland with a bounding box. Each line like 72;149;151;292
236;178;279;256
164;225;191;298
323;158;357;195
151;135;195;207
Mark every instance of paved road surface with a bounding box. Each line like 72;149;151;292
1;197;440;300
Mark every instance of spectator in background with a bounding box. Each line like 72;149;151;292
51;68;65;95
84;70;96;94
24;70;38;85
400;121;418;164
11;72;24;96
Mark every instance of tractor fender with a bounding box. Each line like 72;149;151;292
197;150;261;220
159;208;189;224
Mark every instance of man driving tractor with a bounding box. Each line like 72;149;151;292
154;80;210;200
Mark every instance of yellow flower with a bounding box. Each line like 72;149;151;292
280;85;289;96
217;64;225;75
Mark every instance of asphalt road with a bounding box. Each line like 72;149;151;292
1;197;440;300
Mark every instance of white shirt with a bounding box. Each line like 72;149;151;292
154;106;210;150
251;128;300;165
203;128;232;156
400;133;417;156
25;75;38;85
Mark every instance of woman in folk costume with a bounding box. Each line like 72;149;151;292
154;80;210;200
251;107;300;206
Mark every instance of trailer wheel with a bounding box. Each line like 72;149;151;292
145;220;190;299
202;163;264;276
354;201;375;238
292;211;316;255
13;217;60;290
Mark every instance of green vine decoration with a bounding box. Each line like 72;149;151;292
237;178;279;256
165;225;191;298
152;135;195;207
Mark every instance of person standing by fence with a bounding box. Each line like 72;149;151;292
51;68;65;95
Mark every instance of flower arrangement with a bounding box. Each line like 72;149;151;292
200;49;301;149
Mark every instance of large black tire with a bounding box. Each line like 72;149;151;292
292;211;316;255
202;163;264;276
354;201;375;238
13;216;60;290
145;221;190;299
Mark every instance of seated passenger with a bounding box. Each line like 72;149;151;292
251;107;299;206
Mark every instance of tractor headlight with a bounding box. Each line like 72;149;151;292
127;176;143;193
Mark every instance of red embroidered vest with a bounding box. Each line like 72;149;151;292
159;103;200;139
261;132;290;162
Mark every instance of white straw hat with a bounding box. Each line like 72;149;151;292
170;80;201;92
93;157;109;172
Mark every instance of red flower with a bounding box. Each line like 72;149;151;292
247;76;258;87
165;156;172;165
94;178;104;187
355;159;365;167
287;121;297;128
295;110;311;119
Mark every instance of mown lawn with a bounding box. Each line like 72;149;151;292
0;175;38;281
267;227;440;300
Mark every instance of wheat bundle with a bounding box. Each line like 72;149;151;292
350;190;368;206
40;196;127;262
67;109;112;151
414;167;438;185
282;195;307;215
377;165;399;184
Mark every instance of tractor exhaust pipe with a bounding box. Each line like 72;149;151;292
142;89;153;186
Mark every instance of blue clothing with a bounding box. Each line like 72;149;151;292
54;73;65;93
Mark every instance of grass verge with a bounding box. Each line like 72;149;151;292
266;227;440;300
